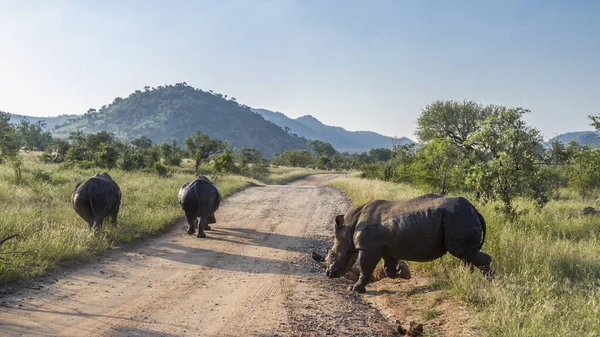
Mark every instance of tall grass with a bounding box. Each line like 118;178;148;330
328;177;600;337
0;153;307;284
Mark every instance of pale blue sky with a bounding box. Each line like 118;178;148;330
1;0;598;140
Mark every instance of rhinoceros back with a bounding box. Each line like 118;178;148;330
353;195;475;262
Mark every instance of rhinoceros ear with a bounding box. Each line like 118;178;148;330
335;215;344;228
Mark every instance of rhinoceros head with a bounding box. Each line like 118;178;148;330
325;214;358;278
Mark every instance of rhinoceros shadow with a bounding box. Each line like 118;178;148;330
137;227;331;276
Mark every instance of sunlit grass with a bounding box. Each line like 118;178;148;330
328;176;600;337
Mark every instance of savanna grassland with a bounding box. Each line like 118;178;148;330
329;177;600;337
0;152;320;285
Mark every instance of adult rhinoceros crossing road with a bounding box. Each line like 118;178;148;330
0;175;399;336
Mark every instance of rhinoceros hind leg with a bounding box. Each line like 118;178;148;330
458;250;494;280
398;260;411;280
197;216;208;238
383;255;400;279
185;215;196;235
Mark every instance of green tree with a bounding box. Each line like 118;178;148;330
467;107;546;214
411;137;463;195
368;148;392;162
0;111;23;184
213;143;238;174
131;135;153;149
307;140;337;157
279;150;313;167
40;139;70;163
315;155;332;170
185;130;225;172
567;147;600;198
16;119;52;151
416;99;501;152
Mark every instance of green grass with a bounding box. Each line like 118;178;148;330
328;177;600;337
0;153;315;285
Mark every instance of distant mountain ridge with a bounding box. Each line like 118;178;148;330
548;131;600;147
7;113;79;130
252;108;413;153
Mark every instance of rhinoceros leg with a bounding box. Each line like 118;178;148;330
185;214;196;235
109;206;119;226
196;216;208;238
397;260;411;279
383;256;412;280
383;255;400;279
92;218;104;233
349;250;381;293
456;250;494;280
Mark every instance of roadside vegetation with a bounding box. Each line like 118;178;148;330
328;100;600;336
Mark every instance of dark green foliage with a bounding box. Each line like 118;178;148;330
213;146;238;174
131;135;153;149
273;150;313;168
0;111;24;184
51;83;309;156
15;119;53;151
0;111;19;161
40;139;70;163
307;140;337;157
567;146;600;198
154;162;169;178
185;130;225;172
367;148;392;162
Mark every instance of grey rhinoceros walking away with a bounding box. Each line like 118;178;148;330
71;172;122;232
178;175;221;238
325;193;494;293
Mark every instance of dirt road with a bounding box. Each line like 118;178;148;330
0;174;398;336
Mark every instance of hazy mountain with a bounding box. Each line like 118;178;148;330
252;108;414;153
7;113;79;130
50;83;308;156
548;131;600;147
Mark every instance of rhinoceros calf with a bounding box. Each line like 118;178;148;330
178;175;221;238
71;172;122;232
325;194;494;293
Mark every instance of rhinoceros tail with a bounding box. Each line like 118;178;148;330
476;209;486;250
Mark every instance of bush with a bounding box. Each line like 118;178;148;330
154;162;169;178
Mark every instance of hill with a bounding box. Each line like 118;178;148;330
51;83;308;156
8;113;79;130
548;131;600;147
252;108;414;153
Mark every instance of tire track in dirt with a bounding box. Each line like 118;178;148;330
0;174;397;336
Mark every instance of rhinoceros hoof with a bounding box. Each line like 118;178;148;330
204;225;212;230
187;228;196;235
399;268;411;280
197;232;207;238
348;283;366;293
